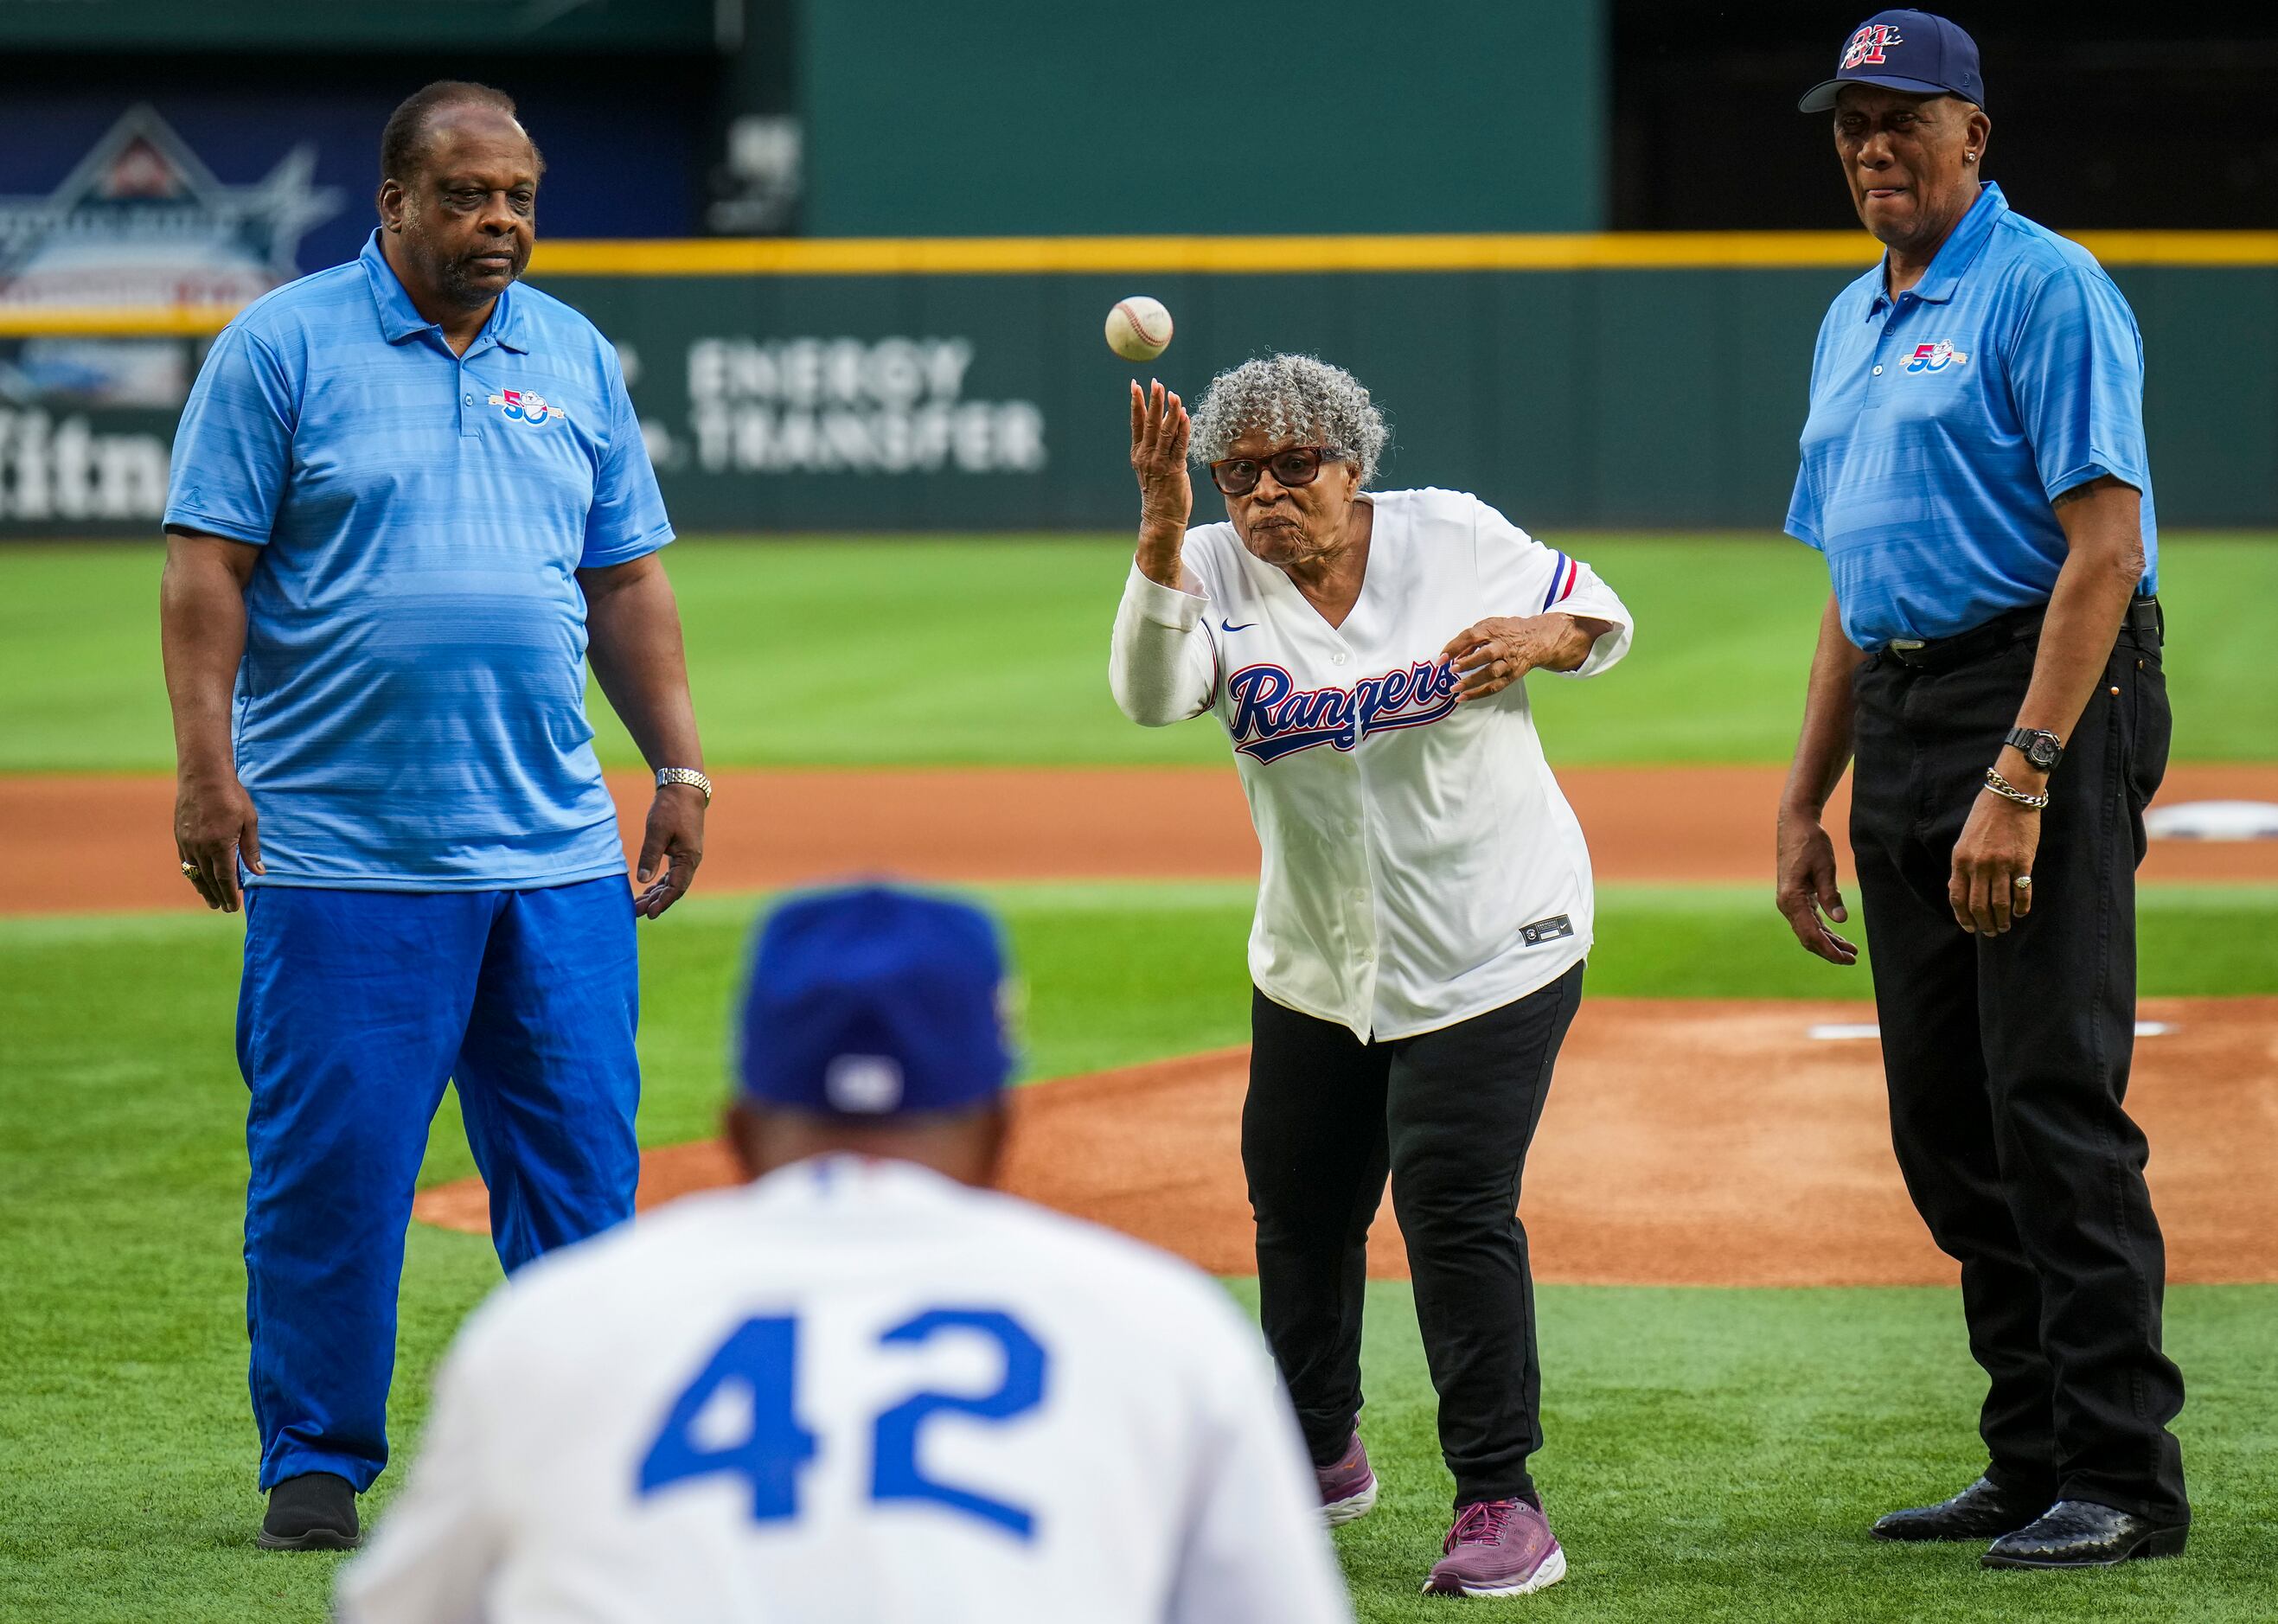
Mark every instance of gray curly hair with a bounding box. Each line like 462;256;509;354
1187;353;1390;488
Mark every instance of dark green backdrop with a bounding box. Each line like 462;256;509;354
797;0;1606;236
546;261;2278;534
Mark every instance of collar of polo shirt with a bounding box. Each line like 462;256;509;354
358;228;531;355
1870;182;2008;315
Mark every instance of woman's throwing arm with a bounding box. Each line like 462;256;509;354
1110;381;1215;726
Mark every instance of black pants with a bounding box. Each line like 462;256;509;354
1849;608;2186;1523
1243;963;1584;1507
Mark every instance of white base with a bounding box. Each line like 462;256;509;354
1425;1544;1568;1598
1322;1477;1379;1527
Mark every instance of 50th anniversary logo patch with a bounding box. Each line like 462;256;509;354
1904;341;1970;374
488;388;566;425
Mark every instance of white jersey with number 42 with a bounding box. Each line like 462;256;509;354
337;1155;1352;1624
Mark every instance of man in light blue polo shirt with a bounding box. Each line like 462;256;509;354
157;81;710;1550
1772;12;2185;1571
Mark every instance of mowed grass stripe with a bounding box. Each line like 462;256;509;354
3;535;2274;772
1302;1277;2278;1624
2;888;2274;1622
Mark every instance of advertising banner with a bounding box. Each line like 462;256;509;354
0;97;697;535
3;256;2271;536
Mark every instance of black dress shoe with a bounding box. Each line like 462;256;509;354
258;1471;361;1551
1981;1499;2188;1569
1871;1476;2045;1542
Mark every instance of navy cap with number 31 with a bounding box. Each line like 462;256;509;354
1798;10;1986;112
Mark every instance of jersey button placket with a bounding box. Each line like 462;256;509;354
1861;301;1906;416
1351;769;1385;1033
458;348;483;440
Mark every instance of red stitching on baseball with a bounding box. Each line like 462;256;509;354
1117;300;1168;348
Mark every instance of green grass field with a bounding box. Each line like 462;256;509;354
2;535;2275;1622
5;885;2275;1621
3;534;2275;771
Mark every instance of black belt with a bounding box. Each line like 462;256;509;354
1881;596;2162;671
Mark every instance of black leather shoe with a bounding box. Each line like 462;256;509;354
1871;1476;2045;1542
1981;1499;2188;1569
258;1472;361;1550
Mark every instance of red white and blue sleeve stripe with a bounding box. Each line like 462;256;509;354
1541;551;1580;612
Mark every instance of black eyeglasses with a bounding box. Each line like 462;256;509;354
1208;445;1346;497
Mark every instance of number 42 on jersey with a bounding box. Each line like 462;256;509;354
637;1307;1049;1540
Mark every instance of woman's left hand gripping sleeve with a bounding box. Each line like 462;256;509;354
1552;558;1635;679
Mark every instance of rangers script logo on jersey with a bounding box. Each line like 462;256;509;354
1225;659;1462;763
1841;22;1902;67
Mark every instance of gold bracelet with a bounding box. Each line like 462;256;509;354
1982;767;2049;809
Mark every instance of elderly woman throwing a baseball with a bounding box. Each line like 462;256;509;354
1109;355;1633;1598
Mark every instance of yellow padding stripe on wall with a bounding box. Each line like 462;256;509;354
522;230;2278;276
0;305;241;336
1;231;2271;335
529;232;1883;274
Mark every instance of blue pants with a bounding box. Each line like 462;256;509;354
237;878;639;1491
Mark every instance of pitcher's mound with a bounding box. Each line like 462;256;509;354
413;997;2278;1287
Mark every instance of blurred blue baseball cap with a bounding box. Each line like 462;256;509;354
1799;10;1985;112
738;884;1014;1117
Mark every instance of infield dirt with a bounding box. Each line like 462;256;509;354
9;762;2278;913
415;995;2278;1288
34;758;2275;1287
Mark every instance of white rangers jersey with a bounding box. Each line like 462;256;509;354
1110;487;1633;1040
336;1156;1350;1624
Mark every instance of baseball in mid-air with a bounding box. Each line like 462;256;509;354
1104;296;1174;361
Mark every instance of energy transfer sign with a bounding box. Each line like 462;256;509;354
0;104;342;308
685;336;1047;476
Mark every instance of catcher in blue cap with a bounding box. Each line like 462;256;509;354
337;884;1353;1624
1776;9;2186;1572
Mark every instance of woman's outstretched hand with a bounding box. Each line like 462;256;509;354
1130;380;1192;586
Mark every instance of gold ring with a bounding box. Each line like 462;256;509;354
2013;875;2032;890
179;861;199;877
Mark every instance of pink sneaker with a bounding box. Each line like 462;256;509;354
1315;1432;1378;1526
1423;1498;1566;1597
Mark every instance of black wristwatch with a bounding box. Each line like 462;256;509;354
2005;727;2064;772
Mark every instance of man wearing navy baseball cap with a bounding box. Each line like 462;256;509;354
1776;10;2188;1572
726;883;1021;1180
339;884;1353;1624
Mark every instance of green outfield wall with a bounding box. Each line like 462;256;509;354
549;257;2277;534
3;243;2271;538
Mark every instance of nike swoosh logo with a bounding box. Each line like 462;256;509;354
1220;619;1256;633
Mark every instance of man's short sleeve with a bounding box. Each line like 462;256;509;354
579;351;674;569
1785;463;1823;551
1785;318;1830;551
163;323;298;546
2006;263;2148;502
